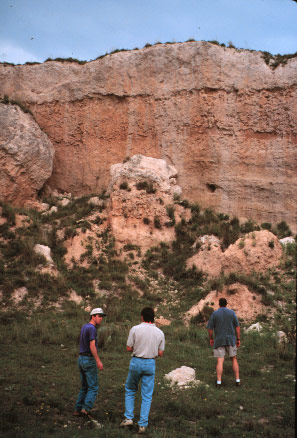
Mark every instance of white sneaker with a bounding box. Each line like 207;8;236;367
138;426;146;434
120;418;133;427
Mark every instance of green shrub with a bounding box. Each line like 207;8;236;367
136;181;156;194
119;181;129;190
261;222;272;231
154;217;162;229
275;221;292;239
0;201;16;225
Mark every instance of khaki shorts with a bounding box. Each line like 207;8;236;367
214;345;237;358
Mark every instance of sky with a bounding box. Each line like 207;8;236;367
0;0;296;65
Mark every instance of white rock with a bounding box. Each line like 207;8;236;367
245;322;263;332
59;198;70;207
279;237;295;245
34;244;54;264
107;154;182;196
88;197;105;207
165;366;199;387
276;331;287;344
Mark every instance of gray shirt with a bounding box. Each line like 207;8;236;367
206;307;240;349
127;322;165;358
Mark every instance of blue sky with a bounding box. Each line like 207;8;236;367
0;0;296;64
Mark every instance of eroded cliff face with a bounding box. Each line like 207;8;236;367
0;41;296;230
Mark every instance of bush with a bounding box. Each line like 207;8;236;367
275;221;292;239
119;181;129;190
136;181;156;194
154;217;162;229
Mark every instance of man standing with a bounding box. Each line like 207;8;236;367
73;307;106;417
120;307;165;434
206;298;241;387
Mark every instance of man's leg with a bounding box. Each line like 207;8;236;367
139;360;155;427
83;358;99;412
124;358;141;420
231;355;240;380
216;357;225;382
75;357;88;412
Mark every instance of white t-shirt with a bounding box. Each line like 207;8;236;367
127;322;165;358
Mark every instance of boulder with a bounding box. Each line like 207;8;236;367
34;244;54;265
276;330;288;344
279;237;295;245
0;103;54;205
245;322;263;332
107;154;181;197
165;366;200;388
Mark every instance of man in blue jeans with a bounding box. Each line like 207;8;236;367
73;307;106;417
120;307;165;434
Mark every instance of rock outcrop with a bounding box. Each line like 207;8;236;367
0;103;54;204
184;283;267;324
1;42;296;230
106;155;187;251
187;230;283;278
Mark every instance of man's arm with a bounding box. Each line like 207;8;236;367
208;329;214;347
126;345;133;352
236;326;241;348
90;340;104;370
158;349;164;357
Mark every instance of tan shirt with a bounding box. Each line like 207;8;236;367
127;322;165;358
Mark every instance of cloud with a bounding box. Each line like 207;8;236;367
0;41;42;64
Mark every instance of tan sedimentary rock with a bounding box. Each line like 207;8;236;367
0;103;54;204
184;283;267;324
106;155;185;252
1;42;296;230
187;230;282;278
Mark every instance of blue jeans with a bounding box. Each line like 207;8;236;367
124;357;155;427
75;356;98;412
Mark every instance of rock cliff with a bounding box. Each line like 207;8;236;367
0;41;296;230
0;103;54;204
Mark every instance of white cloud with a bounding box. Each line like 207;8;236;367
0;41;42;64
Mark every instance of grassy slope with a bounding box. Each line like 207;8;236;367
0;196;295;437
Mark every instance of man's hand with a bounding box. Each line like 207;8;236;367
96;359;104;370
209;339;214;347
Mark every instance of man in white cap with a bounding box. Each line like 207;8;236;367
73;307;106;417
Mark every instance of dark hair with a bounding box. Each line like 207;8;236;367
219;298;227;307
141;307;155;323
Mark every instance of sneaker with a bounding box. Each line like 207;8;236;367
216;382;222;388
235;381;241;387
72;411;81;416
120;418;133;427
81;408;92;418
138;426;146;434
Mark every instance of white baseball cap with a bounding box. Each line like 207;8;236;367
90;307;106;316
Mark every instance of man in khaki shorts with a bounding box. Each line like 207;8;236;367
206;298;241;387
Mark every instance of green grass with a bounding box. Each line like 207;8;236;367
0;308;295;438
0;197;295;437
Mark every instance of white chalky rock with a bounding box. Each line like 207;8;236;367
245;322;263;332
165;366;199;388
34;244;54;265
